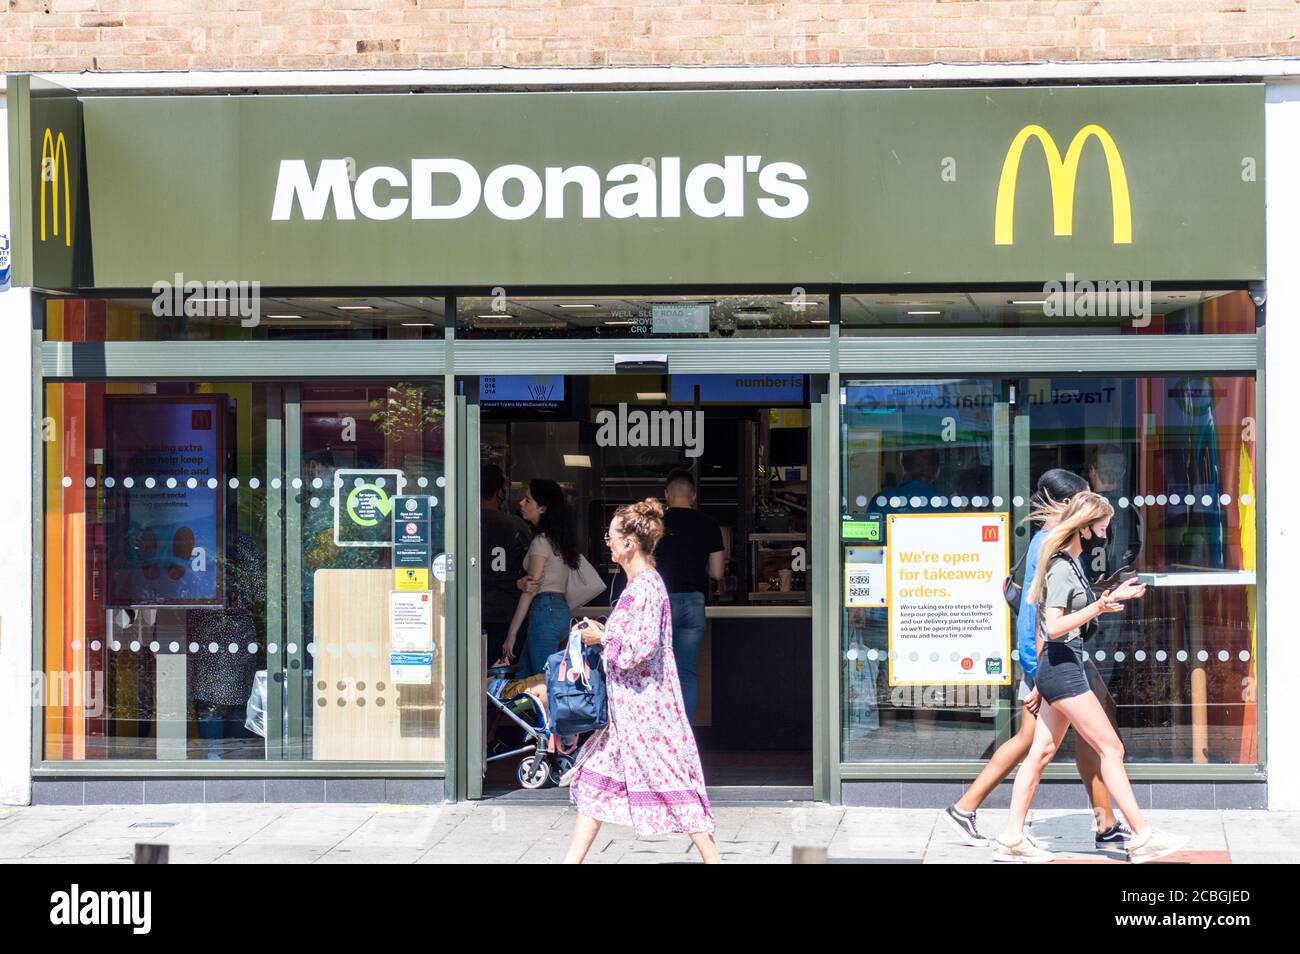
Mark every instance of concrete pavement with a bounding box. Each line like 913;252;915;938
0;801;1296;863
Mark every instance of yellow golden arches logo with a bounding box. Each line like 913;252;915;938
40;127;72;247
994;123;1132;246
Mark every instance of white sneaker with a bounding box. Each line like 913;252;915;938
1128;828;1189;864
992;832;1055;863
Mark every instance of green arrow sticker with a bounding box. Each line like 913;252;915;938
347;483;393;527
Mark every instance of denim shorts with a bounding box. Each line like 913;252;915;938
1034;639;1090;704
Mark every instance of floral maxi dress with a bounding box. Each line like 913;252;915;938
569;568;715;836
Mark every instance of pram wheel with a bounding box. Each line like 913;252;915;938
548;754;575;787
516;755;551;789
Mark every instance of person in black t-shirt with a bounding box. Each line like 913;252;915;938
479;464;531;666
658;469;726;724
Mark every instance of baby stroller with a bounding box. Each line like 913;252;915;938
484;664;575;789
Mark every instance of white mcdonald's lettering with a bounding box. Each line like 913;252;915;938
271;156;809;222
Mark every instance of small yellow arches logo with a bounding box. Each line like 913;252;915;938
994;123;1132;246
40;127;72;247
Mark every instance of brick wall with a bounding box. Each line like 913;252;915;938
1;0;1297;74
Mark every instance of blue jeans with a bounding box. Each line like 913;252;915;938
522;592;569;676
669;592;706;724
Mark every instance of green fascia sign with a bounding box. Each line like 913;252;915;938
12;83;1266;290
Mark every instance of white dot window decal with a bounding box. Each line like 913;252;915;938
248;643;258;654
166;478;177;489
227;642;238;654
1013;496;1025;507
930;496;943;508
90;640;102;652
104;477;115;489
71;640;82;651
1176;650;1188;662
1156;650;1168;662
249;478;260;489
890;496;902;508
1156;494;1168;505
376;477;386;488
1118;497;1129;509
1201;495;1212;507
436;476;446;488
312;477;322;489
271;478;281;490
123;477;134;488
911;496;924;507
1197;650;1209;662
929;652;940;662
188;642;199;653
1220;493;1232;506
61;476;72;488
310;498;320;509
149;641;160;653
186;478;197;489
1184;494;1196;505
129;641;141;652
1094;650;1107;661
431;497;439;507
85;477;96;488
169;642;180;653
1135;650;1146;662
1114;651;1126;662
145;477;156;488
1011;650;1020;661
292;477;303;489
354;477;365;488
1218;650;1230;662
111;641;122;652
209;642;220;653
867;649;878;662
229;478;239;489
1239;650;1251;662
846;648;858;661
286;643;298;655
875;496;887;507
208;478;219;489
267;643;279;655
1241;494;1253;506
856;496;868;507
908;651;919;661
993;496;1004;507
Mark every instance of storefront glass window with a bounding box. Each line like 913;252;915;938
839;373;1259;765
40;376;447;763
457;294;829;339
43;296;443;341
842;289;1255;336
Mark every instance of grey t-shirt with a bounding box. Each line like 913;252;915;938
1039;555;1092;643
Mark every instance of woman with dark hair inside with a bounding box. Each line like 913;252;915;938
563;498;719;864
994;492;1187;864
501;478;580;677
943;468;1130;851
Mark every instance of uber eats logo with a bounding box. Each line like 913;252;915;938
994;123;1132;246
271;156;809;222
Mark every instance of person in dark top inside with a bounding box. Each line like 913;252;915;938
479;463;531;666
657;469;726;725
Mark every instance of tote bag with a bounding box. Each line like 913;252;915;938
565;554;606;611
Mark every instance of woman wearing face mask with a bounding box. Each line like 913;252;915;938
501;479;579;677
943;469;1129;851
993;492;1188;863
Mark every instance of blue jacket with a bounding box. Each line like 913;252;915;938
1017;530;1047;682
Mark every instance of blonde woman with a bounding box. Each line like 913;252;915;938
993;492;1188;864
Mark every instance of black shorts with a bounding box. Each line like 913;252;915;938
1034;640;1090;704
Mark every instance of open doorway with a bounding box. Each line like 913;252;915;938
475;373;814;795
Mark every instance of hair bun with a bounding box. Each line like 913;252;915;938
634;497;665;519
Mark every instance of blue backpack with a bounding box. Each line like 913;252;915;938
545;629;609;738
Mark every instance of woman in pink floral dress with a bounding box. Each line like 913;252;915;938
563;498;720;864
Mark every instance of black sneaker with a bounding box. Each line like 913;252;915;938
1096;819;1135;849
942;805;989;847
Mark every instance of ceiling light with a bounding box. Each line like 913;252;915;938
636;392;669;401
906;310;941;316
557;303;598;309
1010;300;1047;306
563;454;592;468
265;314;302;319
336;305;375;311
